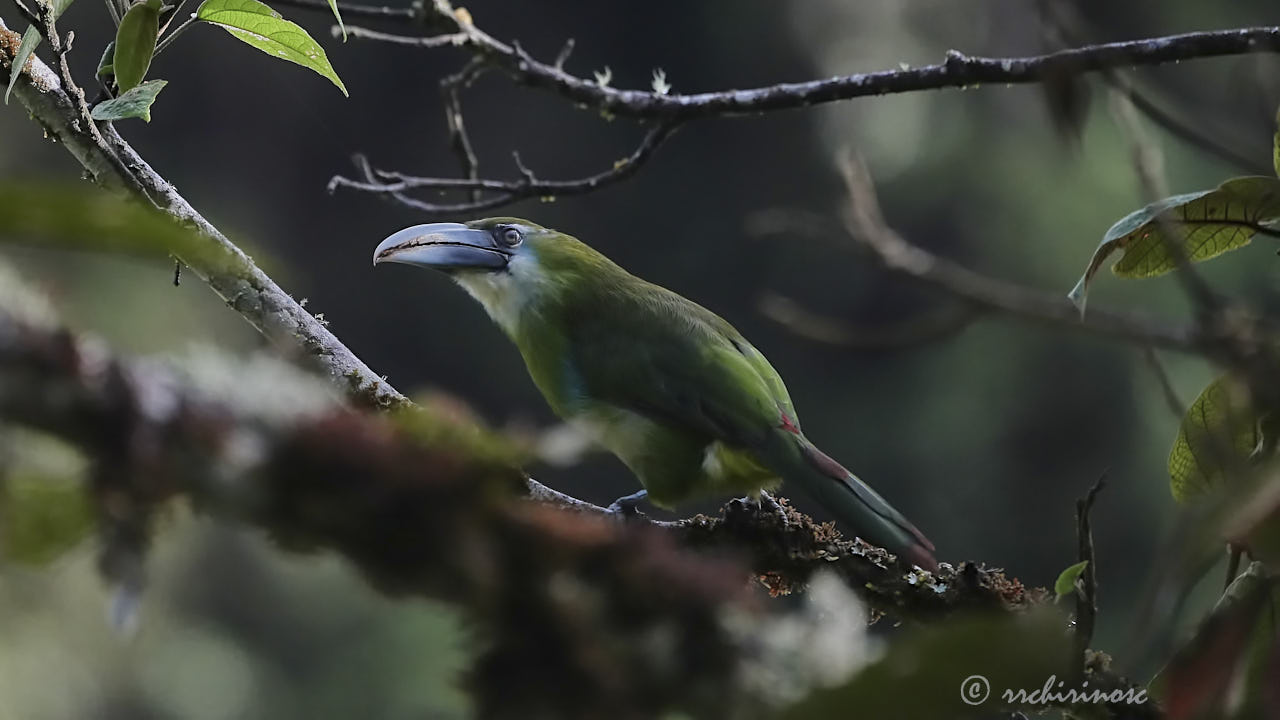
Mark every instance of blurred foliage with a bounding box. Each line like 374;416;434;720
0;181;260;273
1151;562;1280;720
782;609;1071;719
0;428;92;565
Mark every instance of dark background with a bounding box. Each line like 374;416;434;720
2;0;1279;716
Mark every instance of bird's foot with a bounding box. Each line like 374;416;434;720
607;489;649;518
754;489;790;528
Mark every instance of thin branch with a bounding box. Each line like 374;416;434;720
1040;0;1269;176
267;0;415;21
153;13;200;58
341;0;1280;217
1117;82;1268;176
344;25;466;47
758;292;978;350
553;37;574;71
1;16;405;410
7;0;37;27
330;122;678;215
371;6;1280;122
833;151;1265;359
1072;477;1105;682
441;56;486;203
26;0;137;195
1141;345;1186;418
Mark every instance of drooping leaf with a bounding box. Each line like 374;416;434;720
196;0;348;96
1168;375;1262;503
327;0;345;40
782;610;1079;719
1069;176;1280;313
3;0;77;104
113;0;164;92
91;79;167;122
1053;560;1089;598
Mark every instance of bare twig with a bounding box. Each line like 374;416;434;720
330;121;678;215
1117;82;1268;176
1073;478;1105;681
359;10;1280;122
267;0;415;21
0;22;409;410
1111;89;1224;324
833;151;1266;359
1141;345;1186;418
6;0;37;27
331;0;1280;215
758;292;978;350
344;25;465;47
1041;0;1269;176
1224;544;1243;591
441;56;486;203
553;37;574;71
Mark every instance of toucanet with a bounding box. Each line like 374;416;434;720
374;218;937;570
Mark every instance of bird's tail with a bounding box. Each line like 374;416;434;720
762;431;937;571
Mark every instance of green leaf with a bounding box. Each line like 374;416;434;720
97;40;117;78
1053;560;1088;598
113;0;164;93
327;0;346;40
196;0;348;96
3;0;76;104
91;79;168;122
1068;176;1280;313
1168;375;1262;503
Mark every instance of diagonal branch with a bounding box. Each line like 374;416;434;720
1;15;408;411
833;151;1277;361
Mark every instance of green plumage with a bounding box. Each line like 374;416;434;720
377;217;937;569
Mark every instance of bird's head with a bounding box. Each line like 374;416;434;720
373;217;620;331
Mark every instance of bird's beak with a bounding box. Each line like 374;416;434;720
373;223;511;271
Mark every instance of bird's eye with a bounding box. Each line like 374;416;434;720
498;226;523;247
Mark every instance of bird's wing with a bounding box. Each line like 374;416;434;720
565;281;796;446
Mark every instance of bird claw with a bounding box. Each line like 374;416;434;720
754;489;790;527
607;489;649;518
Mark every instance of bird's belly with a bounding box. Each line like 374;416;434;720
570;404;778;506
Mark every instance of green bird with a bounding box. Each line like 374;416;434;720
373;218;937;570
